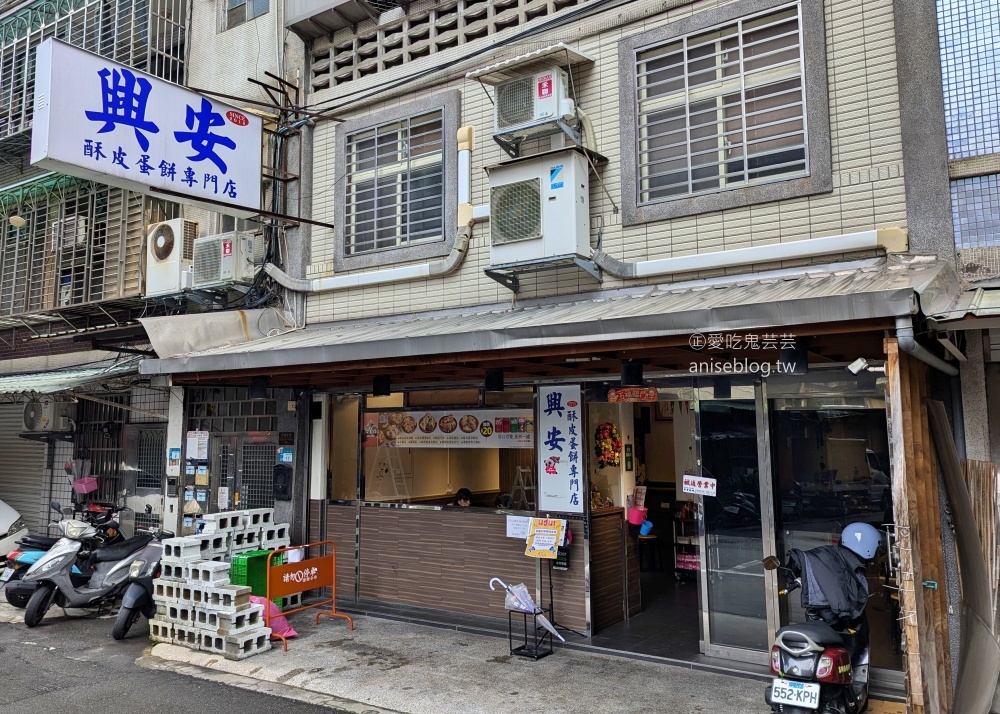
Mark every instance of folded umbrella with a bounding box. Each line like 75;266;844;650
488;577;565;642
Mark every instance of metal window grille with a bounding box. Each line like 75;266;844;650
634;4;807;204
240;442;275;509
0;178;173;318
0;0;187;144
136;427;164;489
185;386;277;433
345;110;445;255
74;394;128;502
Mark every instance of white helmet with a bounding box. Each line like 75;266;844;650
841;522;882;560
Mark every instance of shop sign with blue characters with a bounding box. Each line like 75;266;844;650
537;385;583;514
31;39;262;216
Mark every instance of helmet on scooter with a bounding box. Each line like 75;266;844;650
840;522;882;560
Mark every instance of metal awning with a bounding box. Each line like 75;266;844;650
466;43;595;85
927;287;1000;330
0;359;140;399
141;255;960;378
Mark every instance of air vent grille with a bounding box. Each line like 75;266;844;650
490;179;542;245
496;76;534;130
193;238;222;285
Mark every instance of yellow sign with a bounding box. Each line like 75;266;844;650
525;518;566;559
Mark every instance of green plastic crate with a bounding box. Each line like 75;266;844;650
229;549;284;603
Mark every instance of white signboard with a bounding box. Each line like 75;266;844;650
362;410;534;449
682;473;718;497
185;430;209;460
506;515;531;539
537;385;584;514
31;39;262;216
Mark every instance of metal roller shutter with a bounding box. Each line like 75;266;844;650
0;405;47;534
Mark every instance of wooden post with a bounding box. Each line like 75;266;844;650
885;338;953;713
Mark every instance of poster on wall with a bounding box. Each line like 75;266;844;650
537;385;584;514
524;518;567;559
362;409;533;448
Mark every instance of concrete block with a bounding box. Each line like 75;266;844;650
218;603;264;636
280;592;302;611
198;533;228;554
162;537;203;564
159;602;194;625
224;629;272;660
266;536;291;550
152;578;184;603
199;630;227;655
159;562;190;581
193;608;219;631
199;583;252;611
190;560;232;585
242;508;274;528
202;512;240;533
148;618;174;643
174;623;201;649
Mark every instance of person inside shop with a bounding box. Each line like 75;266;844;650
495;494;514;509
447;488;472;508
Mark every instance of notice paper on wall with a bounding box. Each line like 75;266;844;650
525;518;567;559
506;515;531;540
217;487;229;510
186;430;209;460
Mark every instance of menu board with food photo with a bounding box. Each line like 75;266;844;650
362;409;534;449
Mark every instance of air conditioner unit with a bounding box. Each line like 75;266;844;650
192;231;264;289
23;399;75;432
144;218;198;297
494;66;574;137
488;149;590;265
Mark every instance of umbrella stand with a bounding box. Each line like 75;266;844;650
489;577;562;659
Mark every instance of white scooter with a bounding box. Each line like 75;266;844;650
21;500;151;628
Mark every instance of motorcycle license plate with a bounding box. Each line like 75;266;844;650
0;567;12;582
771;678;820;709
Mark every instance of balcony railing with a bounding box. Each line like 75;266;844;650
0;0;186;150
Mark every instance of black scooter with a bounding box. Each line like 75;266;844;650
763;555;869;714
112;506;174;640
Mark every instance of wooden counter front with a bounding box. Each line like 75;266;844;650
356;507;588;633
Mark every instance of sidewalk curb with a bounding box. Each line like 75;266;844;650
138;644;404;714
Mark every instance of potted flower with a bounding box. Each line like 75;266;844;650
594;422;623;468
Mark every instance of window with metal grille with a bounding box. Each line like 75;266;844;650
225;0;269;30
344;110;445;255
241;443;276;509
136;428;165;490
634;4;807;204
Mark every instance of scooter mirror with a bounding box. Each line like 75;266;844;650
49;500;62;513
762;555;781;571
145;504;153;514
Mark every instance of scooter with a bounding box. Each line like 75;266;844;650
762;554;870;714
112;506;174;640
20;501;151;627
2;502;126;607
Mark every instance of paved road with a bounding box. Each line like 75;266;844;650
0;607;354;714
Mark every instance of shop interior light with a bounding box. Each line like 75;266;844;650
373;375;391;397
620;360;643;387
248;376;269;400
485;368;504;392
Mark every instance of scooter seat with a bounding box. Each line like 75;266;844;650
776;621;845;647
18;535;59;550
89;534;152;564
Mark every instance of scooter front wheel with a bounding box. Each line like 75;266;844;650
112;605;141;640
24;583;54;627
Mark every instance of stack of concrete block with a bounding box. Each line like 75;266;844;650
200;508;292;557
149;535;272;660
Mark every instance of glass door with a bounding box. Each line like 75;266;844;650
696;384;774;662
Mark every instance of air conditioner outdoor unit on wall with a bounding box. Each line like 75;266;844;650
23;399;75;432
494;66;574;137
144;218;198;297
192;232;264;289
488;149;591;266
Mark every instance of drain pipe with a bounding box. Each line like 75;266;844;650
593;227;908;279
266;126;476;294
896;315;959;376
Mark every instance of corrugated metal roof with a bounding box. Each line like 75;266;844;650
929;287;1000;326
141;255;959;376
0;360;139;396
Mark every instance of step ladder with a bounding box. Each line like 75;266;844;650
512;466;535;510
367;446;409;500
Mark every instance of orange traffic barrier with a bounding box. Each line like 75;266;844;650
265;540;353;651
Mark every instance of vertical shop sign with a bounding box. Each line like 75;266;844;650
537;385;584;514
